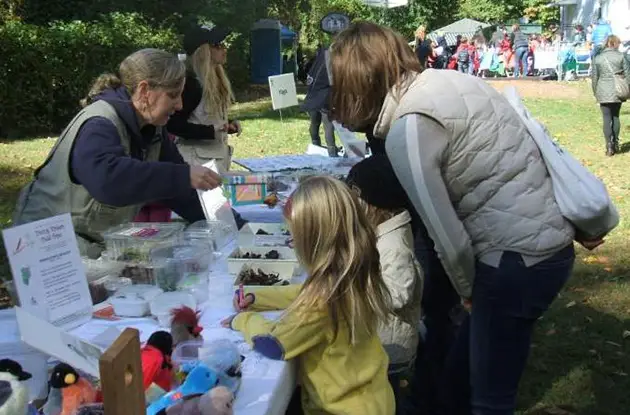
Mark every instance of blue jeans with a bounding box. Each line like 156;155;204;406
440;245;575;415
514;47;529;78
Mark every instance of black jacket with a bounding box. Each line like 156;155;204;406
167;73;218;140
301;47;331;112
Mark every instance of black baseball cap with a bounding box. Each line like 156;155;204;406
183;25;231;56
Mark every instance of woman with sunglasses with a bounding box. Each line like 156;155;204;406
167;25;242;173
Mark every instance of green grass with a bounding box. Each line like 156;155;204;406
1;82;629;414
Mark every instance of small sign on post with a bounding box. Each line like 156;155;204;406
268;73;298;110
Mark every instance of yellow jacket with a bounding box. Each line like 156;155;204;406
232;285;395;415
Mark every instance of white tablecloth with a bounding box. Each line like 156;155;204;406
71;203;296;415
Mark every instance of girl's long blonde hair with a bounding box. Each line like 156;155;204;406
284;176;392;344
190;44;234;119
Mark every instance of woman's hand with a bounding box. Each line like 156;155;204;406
190;166;222;191
226;120;242;136
575;231;605;251
233;290;255;312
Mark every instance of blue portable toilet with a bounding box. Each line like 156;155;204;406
250;19;298;84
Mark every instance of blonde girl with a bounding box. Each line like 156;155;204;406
167;25;241;172
223;176;395;415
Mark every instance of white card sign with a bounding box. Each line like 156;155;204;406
16;307;103;378
2;213;92;330
268;73;298;110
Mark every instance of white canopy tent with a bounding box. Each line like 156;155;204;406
361;0;409;8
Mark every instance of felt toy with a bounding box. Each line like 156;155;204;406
146;364;219;415
200;340;243;394
49;363;97;415
170;307;203;346
156;386;234;415
42;387;62;415
0;359;31;415
142;331;175;392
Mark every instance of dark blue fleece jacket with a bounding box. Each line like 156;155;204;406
70;87;205;222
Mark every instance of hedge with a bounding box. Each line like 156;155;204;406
0;13;180;137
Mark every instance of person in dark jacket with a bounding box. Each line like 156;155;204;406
414;25;432;68
302;46;338;157
167;25;241;172
13;49;228;258
511;24;530;78
591;35;630;156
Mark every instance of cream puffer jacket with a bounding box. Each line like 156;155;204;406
376;210;424;369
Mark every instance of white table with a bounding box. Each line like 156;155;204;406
71;203;297;415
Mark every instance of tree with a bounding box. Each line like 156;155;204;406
458;0;523;24
523;0;559;30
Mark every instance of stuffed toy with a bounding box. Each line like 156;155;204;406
142;331;175;392
0;359;31;415
157;386;234;415
170;307;203;346
146;364;219;415
49;363;97;415
200;340;243;394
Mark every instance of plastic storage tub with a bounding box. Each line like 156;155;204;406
233;261;297;287
150;244;213;292
238;223;291;247
82;258;127;304
184;220;237;253
103;222;185;263
110;284;163;317
227;246;298;275
150;292;196;327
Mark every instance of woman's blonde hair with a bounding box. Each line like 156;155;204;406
354;194;401;228
605;34;621;49
190;44;235;120
82;48;185;107
285;176;392;344
415;25;426;39
330;22;423;131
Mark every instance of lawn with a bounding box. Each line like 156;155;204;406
1;80;629;414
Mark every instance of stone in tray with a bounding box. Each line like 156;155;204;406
236;250;281;260
255;229;291;236
238;268;289;286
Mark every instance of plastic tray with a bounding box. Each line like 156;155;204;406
227;247;298;275
238;223;292;247
150;244;213;292
103;222;185;263
233;262;296;288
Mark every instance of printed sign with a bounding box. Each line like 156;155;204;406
2;213;92;330
268;73;298;110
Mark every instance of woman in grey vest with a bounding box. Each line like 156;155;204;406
591;35;630;156
13;49;223;258
330;22;604;415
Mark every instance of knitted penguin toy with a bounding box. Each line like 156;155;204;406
0;359;31;415
49;363;97;415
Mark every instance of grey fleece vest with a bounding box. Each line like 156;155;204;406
13;100;162;258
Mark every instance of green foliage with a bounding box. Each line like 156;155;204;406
19;0;206;29
523;0;560;29
458;0;524;24
0;13;179;137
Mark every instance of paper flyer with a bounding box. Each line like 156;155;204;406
2;213;92;330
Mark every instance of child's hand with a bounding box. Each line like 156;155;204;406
233;289;255;312
221;314;238;329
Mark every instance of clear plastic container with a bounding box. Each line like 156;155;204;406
103;222;185;263
110;284;163;317
184;220;237;253
149;292;196;327
149;244;213;292
82;258;128;304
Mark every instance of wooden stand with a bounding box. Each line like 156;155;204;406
99;328;145;415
